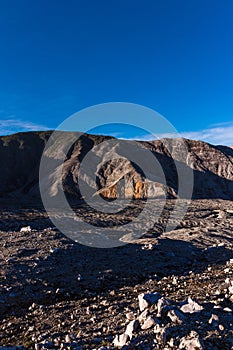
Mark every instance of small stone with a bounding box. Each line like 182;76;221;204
49;247;59;253
113;333;129;348
77;274;83;281
223;307;232;312
29;303;37;310
147;243;154;250
142;243;154;250
125;319;139;339
180;297;203;314
20;226;32;233
138;293;149;311
125;312;135;321
141;316;159;330
138;309;149;323
65;334;71;342
179;331;204;349
138;292;161;311
167;338;175;347
167;308;185;324
208;314;219;327
157;297;171;317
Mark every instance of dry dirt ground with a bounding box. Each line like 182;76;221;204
0;199;233;349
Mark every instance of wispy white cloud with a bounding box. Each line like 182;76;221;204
177;123;233;146
0;117;231;146
123;123;233;146
209;121;233;128
0;118;49;136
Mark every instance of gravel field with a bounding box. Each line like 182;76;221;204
0;199;233;349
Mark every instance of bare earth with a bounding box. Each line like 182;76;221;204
0;199;233;349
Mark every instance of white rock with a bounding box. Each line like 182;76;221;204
113;333;129;348
20;226;32;233
125;319;139;339
179;331;204;349
223;307;232;312
138;309;149;323
142;243;154;250
138;293;149;311
141;316;159;330
219;324;225;331
167;308;185;324
138;292;161;311
29;302;37;310
208;314;219;327
180;297;203;314
65;334;71;342
157;297;171;317
77;274;83;281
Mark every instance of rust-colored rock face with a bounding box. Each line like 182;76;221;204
99;181;146;199
134;181;147;199
99;181;169;200
100;184;118;199
0;131;232;203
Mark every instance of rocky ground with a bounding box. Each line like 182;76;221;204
0;199;233;349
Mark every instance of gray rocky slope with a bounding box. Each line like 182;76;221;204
0;131;232;203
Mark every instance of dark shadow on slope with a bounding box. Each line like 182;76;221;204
215;144;233;157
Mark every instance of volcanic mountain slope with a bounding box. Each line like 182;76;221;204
0;131;232;203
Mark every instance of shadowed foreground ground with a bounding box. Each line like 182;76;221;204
0;199;232;349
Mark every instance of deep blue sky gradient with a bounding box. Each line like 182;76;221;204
0;0;233;142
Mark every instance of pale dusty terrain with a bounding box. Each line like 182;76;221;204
0;199;233;349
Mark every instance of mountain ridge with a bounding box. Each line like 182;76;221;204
0;131;232;203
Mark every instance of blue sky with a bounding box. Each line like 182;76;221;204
0;0;233;145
